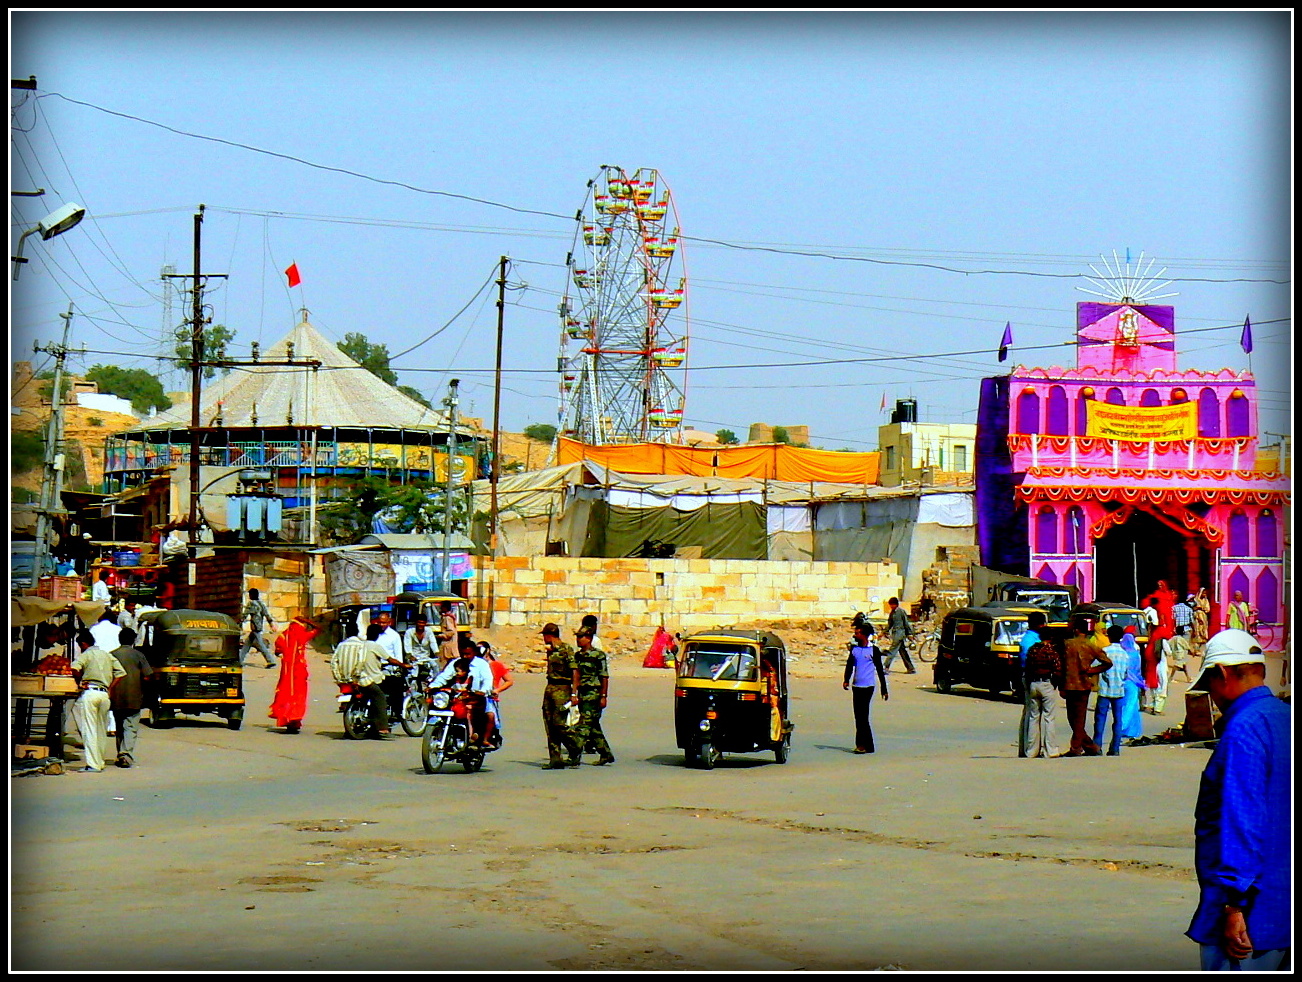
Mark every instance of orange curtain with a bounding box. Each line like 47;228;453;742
557;438;881;483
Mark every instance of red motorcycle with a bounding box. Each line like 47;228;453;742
420;687;499;773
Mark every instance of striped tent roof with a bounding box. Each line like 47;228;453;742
132;314;451;433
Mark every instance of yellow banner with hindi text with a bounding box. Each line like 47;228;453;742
1084;401;1196;441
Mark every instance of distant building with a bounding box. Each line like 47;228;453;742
877;400;976;487
976;299;1289;645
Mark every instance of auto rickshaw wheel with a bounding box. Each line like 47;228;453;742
699;742;718;770
227;713;243;731
934;666;953;694
773;736;790;764
151;708;176;728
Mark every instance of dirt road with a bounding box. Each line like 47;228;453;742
11;642;1243;972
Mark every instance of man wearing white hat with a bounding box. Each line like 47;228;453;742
1185;630;1290;971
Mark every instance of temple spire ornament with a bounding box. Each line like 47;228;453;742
1076;250;1178;305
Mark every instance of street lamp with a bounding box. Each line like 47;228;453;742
12;201;86;280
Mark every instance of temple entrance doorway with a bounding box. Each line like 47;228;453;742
1093;508;1210;607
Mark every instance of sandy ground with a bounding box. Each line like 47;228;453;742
10;632;1285;973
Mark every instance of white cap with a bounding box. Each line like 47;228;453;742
1193;629;1265;688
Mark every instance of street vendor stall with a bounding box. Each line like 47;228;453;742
11;597;107;768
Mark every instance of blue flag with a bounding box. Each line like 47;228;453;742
1240;316;1253;354
998;322;1013;363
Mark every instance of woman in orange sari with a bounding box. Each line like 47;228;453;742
269;615;321;734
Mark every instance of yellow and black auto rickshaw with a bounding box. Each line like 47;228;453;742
137;609;245;730
392;590;474;646
1069;601;1150;649
933;603;1037;698
674;628;792;769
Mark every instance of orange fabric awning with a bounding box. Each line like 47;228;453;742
557;438;880;484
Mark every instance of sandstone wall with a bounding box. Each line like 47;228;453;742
473;555;902;631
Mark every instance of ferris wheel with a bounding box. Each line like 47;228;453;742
558;165;689;445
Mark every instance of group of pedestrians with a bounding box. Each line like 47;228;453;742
67;622;154;772
540;615;615;768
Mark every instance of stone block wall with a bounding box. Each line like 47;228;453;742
243;550;326;629
478;555;902;631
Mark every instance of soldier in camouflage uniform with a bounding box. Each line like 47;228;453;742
539;623;581;769
573;628;615;765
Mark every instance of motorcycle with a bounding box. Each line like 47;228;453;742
399;662;434;737
337;682;384;740
421;687;500;773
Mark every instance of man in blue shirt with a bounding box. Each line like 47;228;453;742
1186;629;1290;971
1017;611;1047;757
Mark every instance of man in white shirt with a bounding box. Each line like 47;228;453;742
431;641;495;745
71;628;126;772
372;610;409;721
89;611;121;653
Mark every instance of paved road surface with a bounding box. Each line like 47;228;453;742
13;655;1251;972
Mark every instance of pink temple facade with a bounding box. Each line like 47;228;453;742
977;302;1289;649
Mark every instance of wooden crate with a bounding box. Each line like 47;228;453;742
11;675;79;695
1184;690;1221;741
12;675;44;695
42;676;79;694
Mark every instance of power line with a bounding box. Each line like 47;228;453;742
42;91;1291;286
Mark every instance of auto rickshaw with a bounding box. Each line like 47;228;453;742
933;603;1037;698
985;581;1077;632
1069;601;1150;648
392;590;474;647
673;629;792;769
137;609;244;729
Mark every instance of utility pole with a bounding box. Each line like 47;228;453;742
441;378;461;591
487;257;509;626
185;206;206;608
490;257;508;556
31;304;78;588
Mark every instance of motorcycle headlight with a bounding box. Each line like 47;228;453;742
698;719;711;732
432;691;451;710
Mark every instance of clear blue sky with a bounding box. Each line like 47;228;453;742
10;11;1292;449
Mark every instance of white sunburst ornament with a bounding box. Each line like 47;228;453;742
1076;250;1179;305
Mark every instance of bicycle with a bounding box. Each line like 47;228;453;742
912;628;941;663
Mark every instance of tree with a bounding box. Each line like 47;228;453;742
35;370;72;406
12;430;44;473
523;423;557;444
715;428;740;445
85;365;172;415
772;425;791;444
338;333;398;386
398;384;432;409
174;323;236;379
317;475;471;545
339;333;433;407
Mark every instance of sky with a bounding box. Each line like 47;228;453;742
9;11;1293;452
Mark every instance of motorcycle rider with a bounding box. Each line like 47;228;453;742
431;642;493;745
330;623;390;737
372;610;410;722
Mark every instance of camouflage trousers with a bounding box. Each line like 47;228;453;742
541;683;579;765
573;689;612;760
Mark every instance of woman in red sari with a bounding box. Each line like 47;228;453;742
1140;580;1176;713
268;615;321;734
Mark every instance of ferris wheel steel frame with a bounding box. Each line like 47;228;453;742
558;165;689;445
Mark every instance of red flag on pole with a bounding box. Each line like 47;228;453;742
879;391;887;413
285;262;302;288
